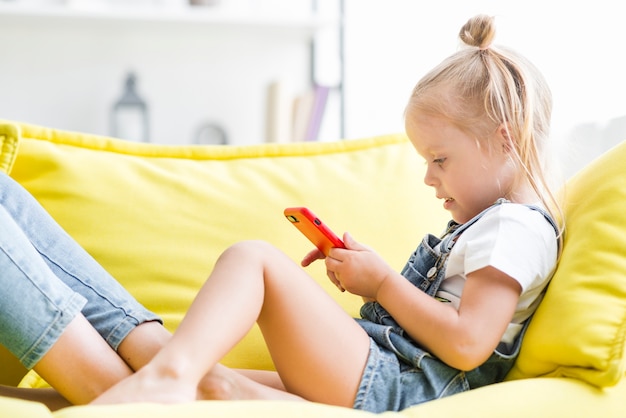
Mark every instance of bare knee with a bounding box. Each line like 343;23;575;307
216;240;302;294
227;239;276;252
212;240;304;304
219;240;281;264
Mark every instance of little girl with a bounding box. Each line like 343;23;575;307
91;14;563;412
91;16;562;412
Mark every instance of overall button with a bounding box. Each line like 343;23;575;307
427;267;437;278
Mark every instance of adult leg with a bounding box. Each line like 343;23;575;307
93;240;371;407
34;314;134;404
0;203;135;404
0;173;161;353
0;174;157;403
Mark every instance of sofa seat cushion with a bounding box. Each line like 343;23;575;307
507;140;626;387
0;396;51;418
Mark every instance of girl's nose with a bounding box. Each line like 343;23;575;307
423;165;437;187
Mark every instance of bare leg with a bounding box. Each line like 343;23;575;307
198;364;302;401
232;369;285;392
11;319;292;409
33;314;134;405
116;319;297;401
116;320;170;371
8;278;309;406
92;240;371;406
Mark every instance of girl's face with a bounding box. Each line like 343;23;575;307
405;109;516;224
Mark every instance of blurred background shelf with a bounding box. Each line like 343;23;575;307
0;0;343;145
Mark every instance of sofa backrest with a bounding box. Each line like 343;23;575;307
1;121;625;390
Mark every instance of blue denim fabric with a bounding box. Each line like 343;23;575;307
0;173;161;369
353;199;558;412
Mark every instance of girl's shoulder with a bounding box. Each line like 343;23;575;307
464;201;558;248
455;200;556;239
495;201;555;228
454;202;559;287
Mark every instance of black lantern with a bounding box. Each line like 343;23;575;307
111;72;149;142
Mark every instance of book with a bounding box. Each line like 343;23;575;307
291;89;316;142
265;80;292;143
267;81;330;143
304;85;330;142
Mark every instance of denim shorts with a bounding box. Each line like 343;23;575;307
353;338;470;413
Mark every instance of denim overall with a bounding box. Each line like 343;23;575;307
353;199;559;412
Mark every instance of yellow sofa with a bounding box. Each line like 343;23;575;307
0;121;625;417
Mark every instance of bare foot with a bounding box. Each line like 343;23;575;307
197;369;241;400
197;364;303;402
91;364;197;405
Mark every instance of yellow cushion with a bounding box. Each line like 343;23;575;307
52;400;370;418
401;377;626;418
0;396;52;418
508;140;626;387
0;123;19;174
3;121;448;373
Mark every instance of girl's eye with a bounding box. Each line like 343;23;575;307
433;158;446;166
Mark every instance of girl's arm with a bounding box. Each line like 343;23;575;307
327;233;521;371
376;265;520;370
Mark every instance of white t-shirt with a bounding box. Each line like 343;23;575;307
434;204;558;345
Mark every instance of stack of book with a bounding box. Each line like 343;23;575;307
266;81;330;143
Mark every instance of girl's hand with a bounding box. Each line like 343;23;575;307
300;248;325;267
300;246;349;292
325;233;394;299
300;247;347;291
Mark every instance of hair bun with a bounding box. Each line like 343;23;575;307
459;14;496;50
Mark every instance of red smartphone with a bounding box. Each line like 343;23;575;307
284;207;345;256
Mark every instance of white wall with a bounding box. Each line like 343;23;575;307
342;0;626;177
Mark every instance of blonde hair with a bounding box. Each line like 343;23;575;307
406;14;564;236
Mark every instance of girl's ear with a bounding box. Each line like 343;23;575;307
496;123;514;153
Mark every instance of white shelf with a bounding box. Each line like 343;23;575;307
0;2;335;33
